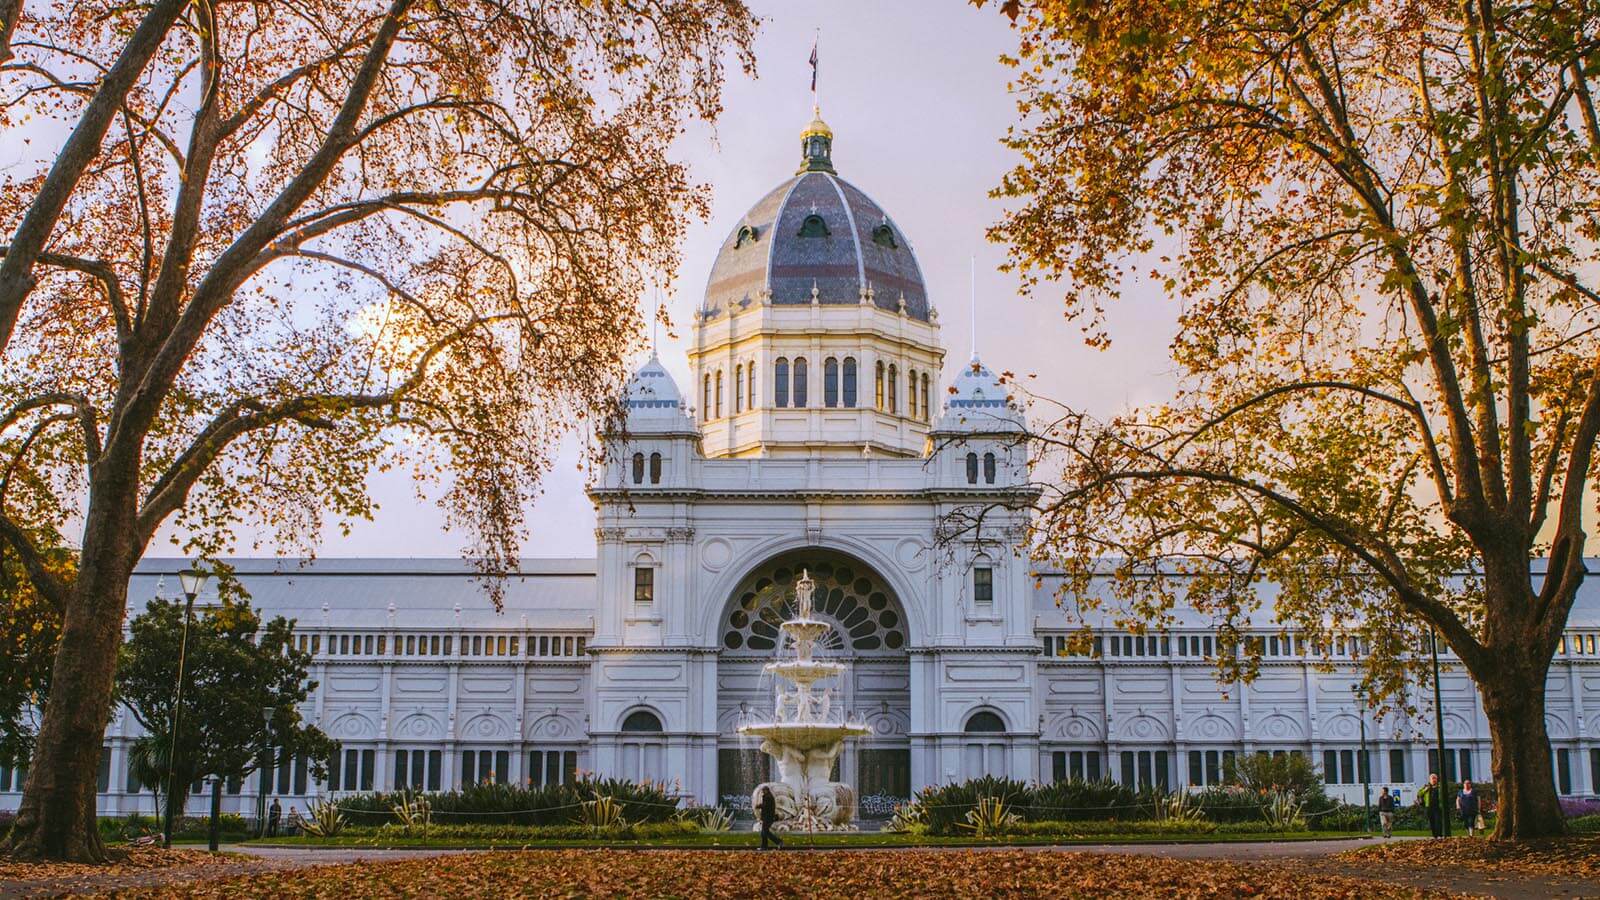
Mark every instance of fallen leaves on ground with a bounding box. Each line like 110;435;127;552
1340;835;1600;880
110;849;1462;898
0;846;283;898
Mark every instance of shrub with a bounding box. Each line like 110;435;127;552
1561;797;1600;819
676;804;733;833
96;814;250;843
330;777;678;827
1308;802;1368;832
1225;753;1324;803
959;797;1022;837
580;795;627;830
1029;778;1139;822
1191;786;1267;824
1005;819;1222;837
1157;790;1205;823
884;801;926;835
303;799;346;837
914;776;1032;835
1568;814;1600;834
342;820;700;843
1262;791;1307;831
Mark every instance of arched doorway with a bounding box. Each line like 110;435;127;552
618;708;665;784
715;549;911;815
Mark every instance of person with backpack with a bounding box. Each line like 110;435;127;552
1376;786;1396;838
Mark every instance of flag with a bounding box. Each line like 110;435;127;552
809;40;818;92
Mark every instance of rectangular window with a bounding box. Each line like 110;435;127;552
1120;751;1135;786
461;750;476;786
1556;748;1573;795
97;746;111;793
1427;748;1459;783
1592;748;1600;793
1389;748;1407;783
360;749;374;791
1188;750;1202;786
496;750;510;784
1054;751;1068;783
1153;750;1169;791
277;749;292;794
294;756;308;795
1340;749;1355;785
1459;750;1471;783
634;567;654;604
125;756;141;794
1206;750;1221;786
973;567;993;606
1137;751;1154;790
1324;750;1340;784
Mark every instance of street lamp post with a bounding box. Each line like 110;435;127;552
162;567;209;848
1354;684;1371;834
258;707;274;839
1429;627;1451;837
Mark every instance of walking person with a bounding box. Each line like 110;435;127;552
1457;780;1481;837
267;797;281;838
1418;773;1443;838
1377;787;1395;838
757;786;783;851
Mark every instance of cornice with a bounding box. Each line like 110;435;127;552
587;486;1042;504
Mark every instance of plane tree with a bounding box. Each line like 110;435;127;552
978;0;1600;838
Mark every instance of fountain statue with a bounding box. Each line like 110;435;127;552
738;568;870;831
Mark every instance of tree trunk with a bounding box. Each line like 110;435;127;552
1482;673;1566;839
2;487;140;861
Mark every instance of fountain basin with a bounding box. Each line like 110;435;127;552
778;618;832;644
737;721;870;752
763;659;846;684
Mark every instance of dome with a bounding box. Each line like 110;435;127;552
938;356;1023;432
620;354;694;432
701;114;930;323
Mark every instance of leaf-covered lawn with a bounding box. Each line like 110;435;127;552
112;849;1461;898
1340;835;1600;880
0;846;285;897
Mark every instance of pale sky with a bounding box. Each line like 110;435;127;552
159;0;1183;560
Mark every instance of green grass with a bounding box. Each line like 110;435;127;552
245;828;1390;851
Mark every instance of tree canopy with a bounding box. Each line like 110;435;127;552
0;540;64;766
979;0;1600;837
117;592;334;814
0;0;756;861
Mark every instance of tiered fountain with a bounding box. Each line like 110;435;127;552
738;569;870;831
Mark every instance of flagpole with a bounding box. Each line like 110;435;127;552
811;29;820;112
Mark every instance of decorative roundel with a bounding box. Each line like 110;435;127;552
721;551;907;654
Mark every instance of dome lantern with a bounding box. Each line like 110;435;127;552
798;106;835;174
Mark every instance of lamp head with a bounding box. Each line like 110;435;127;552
177;567;209;600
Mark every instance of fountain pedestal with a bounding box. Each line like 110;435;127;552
737;570;868;831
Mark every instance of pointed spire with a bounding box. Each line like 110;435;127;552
969;255;979;363
650;286;662;359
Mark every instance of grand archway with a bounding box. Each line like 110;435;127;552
714;549;911;815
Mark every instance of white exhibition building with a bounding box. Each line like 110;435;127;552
4;112;1598;820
